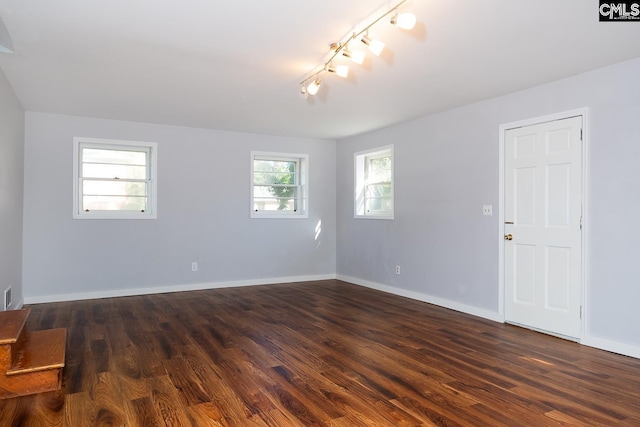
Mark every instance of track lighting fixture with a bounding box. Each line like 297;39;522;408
327;64;349;78
299;0;417;98
341;47;365;65
360;33;385;56
331;42;366;66
391;12;417;30
306;79;321;96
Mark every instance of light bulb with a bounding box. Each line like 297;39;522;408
342;48;365;65
391;12;416;30
327;64;349;78
361;34;385;56
307;79;321;95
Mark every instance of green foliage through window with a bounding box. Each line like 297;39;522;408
252;153;306;215
253;158;300;212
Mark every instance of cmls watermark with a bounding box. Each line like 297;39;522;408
599;1;640;21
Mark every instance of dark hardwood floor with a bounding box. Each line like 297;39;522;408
1;279;639;426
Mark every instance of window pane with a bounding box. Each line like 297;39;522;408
368;156;391;183
83;195;147;211
83;163;147;179
75;139;157;218
253;185;298;211
83;180;147;197
369;156;391;170
366;197;392;212
366;183;392;198
83;148;147;166
368;169;391;183
355;147;393;218
253;185;274;198
365;183;391;212
253;171;296;185
254;160;297;185
250;152;307;218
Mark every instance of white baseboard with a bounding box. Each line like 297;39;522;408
337;275;503;323
24;274;337;305
581;334;640;359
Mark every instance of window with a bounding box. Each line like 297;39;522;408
73;137;157;219
355;145;394;219
251;152;308;218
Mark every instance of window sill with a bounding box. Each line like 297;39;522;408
251;212;308;219
73;212;157;220
355;213;394;220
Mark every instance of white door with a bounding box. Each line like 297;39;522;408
504;116;583;339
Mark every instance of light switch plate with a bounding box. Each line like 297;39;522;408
482;205;493;216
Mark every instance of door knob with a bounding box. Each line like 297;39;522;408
504;234;513;241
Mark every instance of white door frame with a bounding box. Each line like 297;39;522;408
498;108;588;341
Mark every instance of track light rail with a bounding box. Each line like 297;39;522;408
299;0;416;98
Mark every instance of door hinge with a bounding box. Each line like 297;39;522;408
580;128;583;141
580;305;582;319
580;216;583;230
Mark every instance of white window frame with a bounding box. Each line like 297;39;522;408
354;145;394;219
250;151;309;219
73;137;158;219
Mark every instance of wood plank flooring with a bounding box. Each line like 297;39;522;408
1;279;639;426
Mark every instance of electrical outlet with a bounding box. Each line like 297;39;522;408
4;287;11;310
395;265;401;275
482;205;493;216
191;262;198;272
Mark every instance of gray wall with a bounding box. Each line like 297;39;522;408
336;57;640;352
16;58;640;356
23;113;336;300
0;67;24;310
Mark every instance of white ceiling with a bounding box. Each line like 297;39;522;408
0;0;639;140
